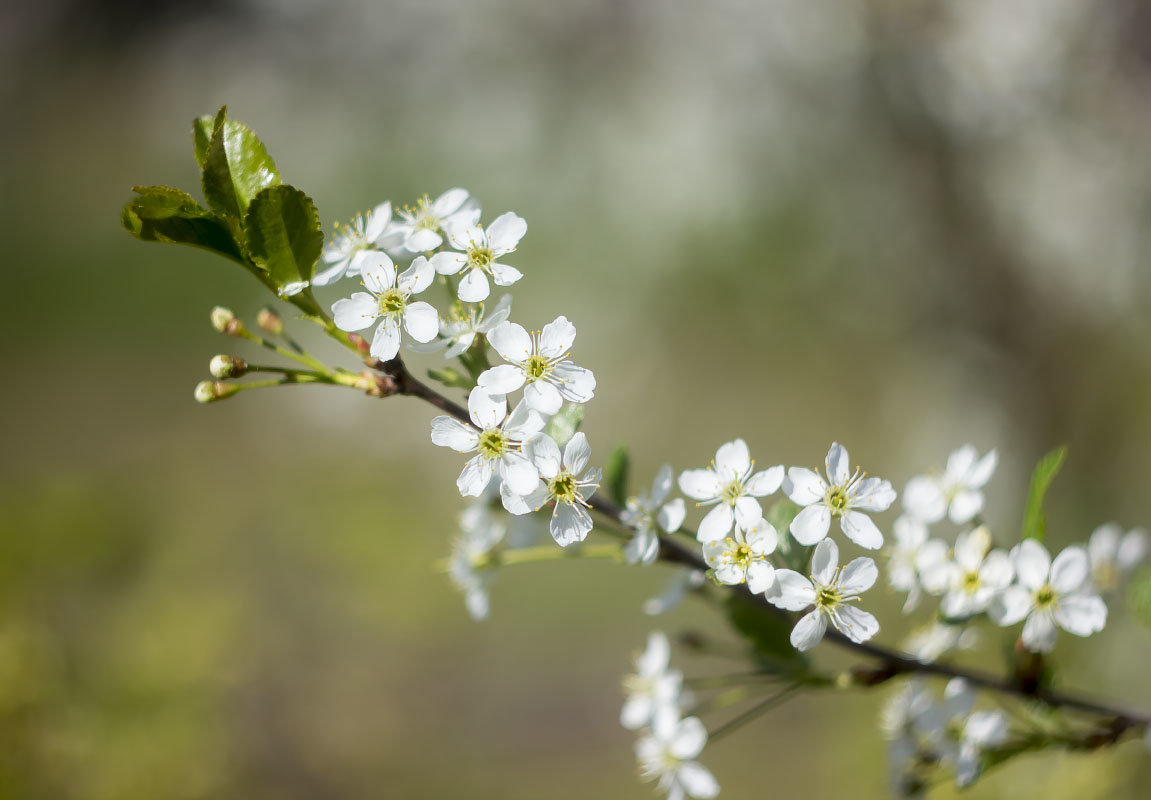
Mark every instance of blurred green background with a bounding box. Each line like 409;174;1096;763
2;0;1151;797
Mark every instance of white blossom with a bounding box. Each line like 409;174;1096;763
990;539;1108;652
903;622;977;664
430;388;545;497
506;432;601;547
430;212;526;302
622;465;687;565
331;253;438;360
635;708;719;800
381;188;480;255
919;527;1014;619
916;679;1009;788
784;442;896;550
886;515;931;612
446;499;509;620
881;679;934;798
768;538;880;650
411;294;514;358
678;439;784;543
903;446;997;525
621;632;683;730
477;316;596;415
313;202;392;286
1087;522;1147;592
703;517;777;593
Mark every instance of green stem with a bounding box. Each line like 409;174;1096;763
496;543;621;567
706;685;800;744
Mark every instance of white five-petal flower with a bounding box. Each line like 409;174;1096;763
430;212;527;302
331;253;439;360
886;515;931;613
412;294;514;358
477;316;597;414
916;679;1009;789
903;445;998;525
622;465;687;565
768;538;880;651
678;439;784;543
313;202;392;286
635;708;720;800
621;632;683;730
919;527;1014;619
785;442;896;550
1087;522;1147;592
989;539;1108;653
430;388;545;498
381;188;480;255
506;432;602;547
703;517;778;593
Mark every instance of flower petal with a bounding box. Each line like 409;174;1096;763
733;496;763;529
840;510;883;549
811;538;839;585
467;387;506;430
524;380;563;415
487;321;533;363
524;434;562;479
839;556;879;594
499;451;540;496
1050;546;1089;593
490;262;523;286
403;228;442;252
551;501;592;547
359;251;396;293
430;251;467;276
486;211;527;255
746;561;776;594
430;416;479;452
403;301;440;343
1021;611;1058;652
697;503;734;543
331;292;379;332
369;317;401;360
989;585;1033;626
835;605;879;644
563;432;592;474
477;364;526;396
948;490;984;524
769;570;816;610
714;439;750;480
790;610;828;651
902;475;946;523
678;469;720;501
538;315;577;359
789;503;831;546
825;442;850;486
1054;594;1107;636
1014;539;1052;591
398;255;435;295
457;268;491;302
677;762;719;799
744;466;783;497
457;455;494;497
785;467;825;506
552;362;596;403
658;498;686;534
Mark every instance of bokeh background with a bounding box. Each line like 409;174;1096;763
2;0;1151;797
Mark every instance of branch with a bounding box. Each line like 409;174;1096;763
372;356;1151;732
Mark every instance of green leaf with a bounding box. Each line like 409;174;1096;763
544;402;584;447
121;185;245;263
603;444;630;506
427;367;474;390
1020;446;1067;542
244;185;323;297
724;591;808;677
765;499;809;571
201;106;281;219
1127;568;1151;629
192;113;215;169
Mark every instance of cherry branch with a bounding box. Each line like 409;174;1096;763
372;355;1151;733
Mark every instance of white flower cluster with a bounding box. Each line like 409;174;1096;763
883;445;1139;655
622;633;719;800
679;440;893;650
882;678;1009;792
310;194;1146;798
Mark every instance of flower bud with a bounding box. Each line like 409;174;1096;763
209;355;248;379
210;306;245;336
193;380;239;404
348;332;372;358
257;308;283;336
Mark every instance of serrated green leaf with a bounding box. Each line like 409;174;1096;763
724;591;807;676
201;106;280;219
427;367;474;390
1021;446;1067;542
121;185;244;263
603;444;630;506
544;403;584;447
244;185;323;297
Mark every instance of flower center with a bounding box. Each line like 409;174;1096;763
962;570;981;594
468;245;494;272
525;354;551;380
732;541;753;568
815;585;842;609
550;473;578;503
477;429;507;458
1034;583;1057;609
827;488;848;514
720;480;744;505
378;288;406;315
